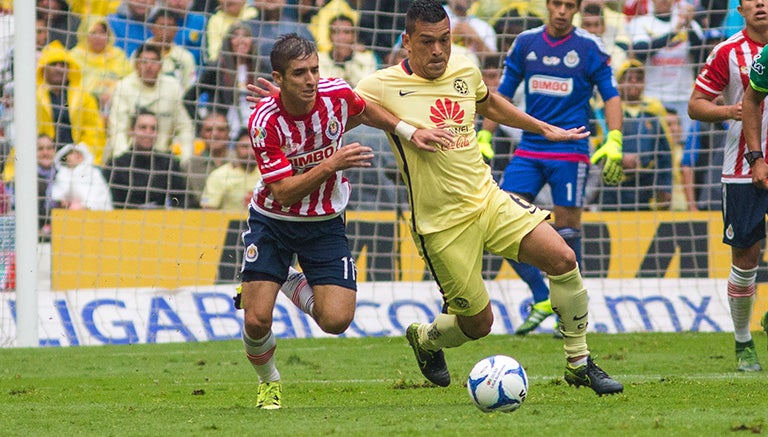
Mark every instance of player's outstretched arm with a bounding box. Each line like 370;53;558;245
477;92;589;141
742;85;768;190
356;99;454;152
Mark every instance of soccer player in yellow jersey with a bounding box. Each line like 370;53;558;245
355;0;623;395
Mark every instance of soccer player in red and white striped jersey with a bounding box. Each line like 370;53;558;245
238;33;452;409
688;0;768;372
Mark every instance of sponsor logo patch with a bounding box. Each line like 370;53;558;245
528;74;573;97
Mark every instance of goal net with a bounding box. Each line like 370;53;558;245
0;0;762;347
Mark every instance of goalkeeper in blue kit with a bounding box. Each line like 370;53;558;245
479;0;624;336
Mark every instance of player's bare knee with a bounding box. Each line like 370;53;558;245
243;311;272;338
317;315;352;335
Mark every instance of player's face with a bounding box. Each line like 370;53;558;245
273;54;320;114
546;0;578;37
739;0;768;30
403;18;452;80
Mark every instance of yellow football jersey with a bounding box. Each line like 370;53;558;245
356;54;496;234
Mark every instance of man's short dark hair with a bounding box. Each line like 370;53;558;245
130;107;157;129
270;33;317;74
134;42;162;60
582;3;603;17
148;7;183;25
405;0;448;35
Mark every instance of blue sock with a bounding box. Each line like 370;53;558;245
557;227;582;269
509;259;549;303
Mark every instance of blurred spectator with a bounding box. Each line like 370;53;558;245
107;42;195;162
109;0;156;57
166;0;207;66
444;0;498;56
355;0;411;62
578;3;628;75
575;0;630;51
1;134;57;239
489;3;544;53
68;0;120;16
205;0;258;62
37;0;80;49
249;0;314;76
37;41;106;161
184;22;258;137
181;111;233;208
596;60;673;211
628;0;704;144
145;7;197;90
469;0;546;21
200;128;260;210
104;109;187;209
51;142;113;210
305;0;358;53
318;14;378;87
69;15;133;123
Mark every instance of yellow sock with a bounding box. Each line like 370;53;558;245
549;266;590;360
417;314;472;351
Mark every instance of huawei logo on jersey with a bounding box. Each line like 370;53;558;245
429;98;465;127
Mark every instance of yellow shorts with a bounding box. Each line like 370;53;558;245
413;189;549;317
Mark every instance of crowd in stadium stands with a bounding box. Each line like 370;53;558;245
0;0;746;241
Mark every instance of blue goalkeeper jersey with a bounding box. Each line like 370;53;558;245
498;26;618;157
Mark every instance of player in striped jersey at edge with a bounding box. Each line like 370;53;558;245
355;0;622;395
688;0;768;372
237;33;453;410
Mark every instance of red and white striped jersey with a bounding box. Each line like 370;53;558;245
694;30;768;183
247;77;366;220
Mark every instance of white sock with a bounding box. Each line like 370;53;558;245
281;266;315;317
242;329;280;383
728;265;756;343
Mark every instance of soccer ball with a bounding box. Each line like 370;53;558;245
467;355;528;413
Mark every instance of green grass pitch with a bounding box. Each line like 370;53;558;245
1;332;766;436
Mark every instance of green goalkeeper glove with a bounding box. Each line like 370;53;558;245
477;129;495;160
590;129;624;185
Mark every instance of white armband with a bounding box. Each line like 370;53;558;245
395;120;418;141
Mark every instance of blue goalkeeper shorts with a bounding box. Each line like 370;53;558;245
500;155;588;207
